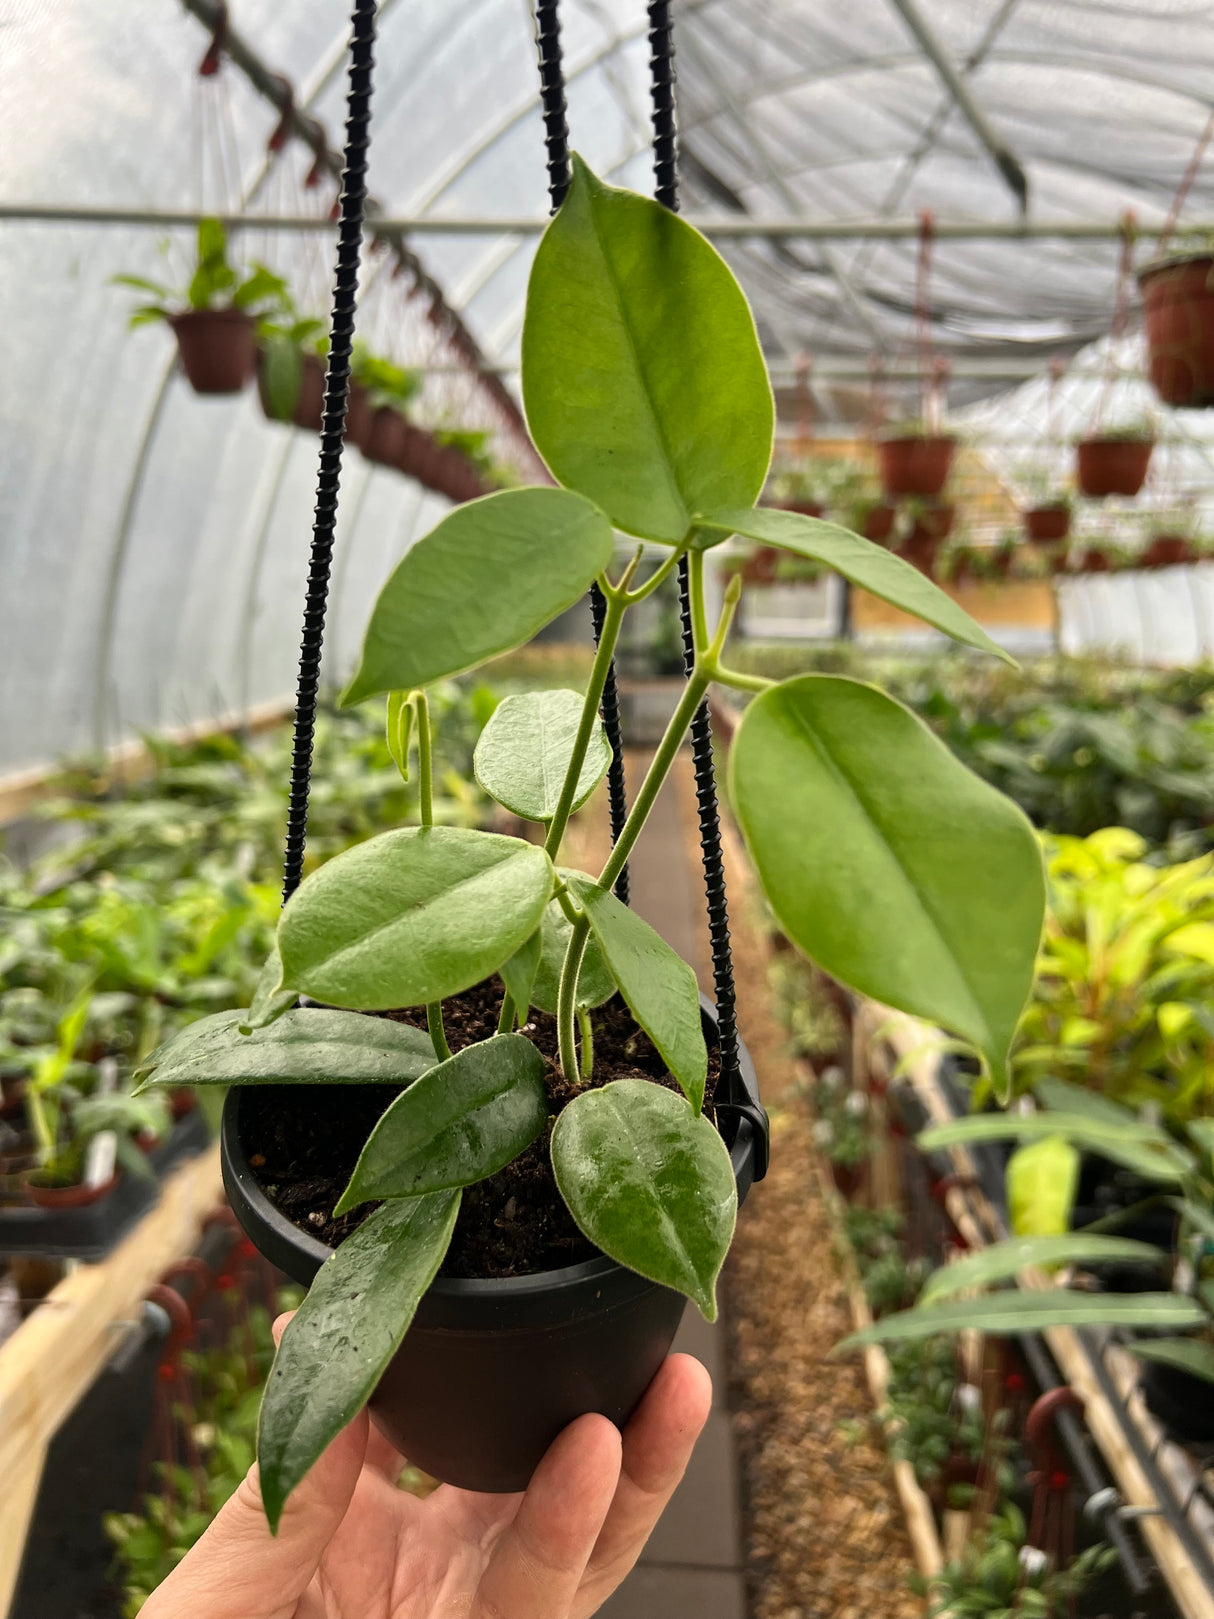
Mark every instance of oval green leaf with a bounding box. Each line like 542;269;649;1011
278;826;554;1010
918;1234;1164;1308
699;507;1012;663
334;1034;549;1211
386;690;413;782
473;689;611;823
133;1008;438;1089
522;156;773;544
342;488;614;704
258;1190;460;1531
1128;1337;1214;1384
568;877;707;1113
551;1078;735;1320
731;675;1044;1096
838;1290;1206;1353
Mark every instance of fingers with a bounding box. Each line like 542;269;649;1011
577;1354;712;1606
474;1414;622;1619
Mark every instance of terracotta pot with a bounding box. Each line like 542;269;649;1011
1077;547;1113;574
168;309;258;395
433;444;490;504
877;435;955;499
830;1161;864;1199
777;500;824;518
1075;436;1153;498
1023;504;1070;543
1139;255;1214;408
1140;534;1193;569
740;546;781;585
21;1172;120;1210
861;503;897;544
362;405;409;468
903;503;955;560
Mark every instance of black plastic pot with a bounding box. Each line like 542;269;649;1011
221;1001;767;1492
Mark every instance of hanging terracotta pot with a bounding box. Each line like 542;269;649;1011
345;383;373;449
777;500;824;518
860;502;897;544
739;546;781;586
1139;255;1214;408
396;423;445;487
1075;435;1153;498
362;405;409;468
877;435;955;499
430;438;490;504
168;309;258;395
1140;534;1193;569
1023;504;1071;543
1076;547;1114;574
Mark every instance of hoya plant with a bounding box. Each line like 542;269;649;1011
114;217;288;327
139;157;1045;1526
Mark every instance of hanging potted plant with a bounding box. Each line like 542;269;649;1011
355;353;423;469
430;426;494;503
1139;242;1214;408
115;218;288;395
258;308;329;431
877;421;956;500
1075;423;1155;499
1139;524;1195;570
137;160;1044;1519
899;498;956;574
1022;498;1071;544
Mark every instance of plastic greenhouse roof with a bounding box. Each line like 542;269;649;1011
4;0;1214;780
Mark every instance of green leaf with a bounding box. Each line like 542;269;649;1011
838;1290;1206;1351
473;689;611;823
499;927;542;1015
918;1234;1164;1306
1165;921;1214;964
529;885;616;1014
699;508;1012;662
133;1009;437;1089
567;877;707;1113
240;944;294;1033
386;691;413;782
343;490;614;704
259;333;302;420
278;827;554;1010
1033;1077;1137;1128
731;676;1044;1096
917;1114;1195;1183
333;1034;548;1211
1127;1336;1214;1383
258;1190;460;1531
551;1078;736;1320
1008;1136;1080;1236
521;155;772;544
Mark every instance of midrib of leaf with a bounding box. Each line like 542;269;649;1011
605;1089;700;1287
779;695;991;1045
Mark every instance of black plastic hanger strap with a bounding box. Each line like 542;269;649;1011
281;0;378;904
533;0;630;904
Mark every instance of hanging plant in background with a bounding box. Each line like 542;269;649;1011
114;217;288;394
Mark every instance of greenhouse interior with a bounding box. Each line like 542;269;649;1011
5;2;1214;1617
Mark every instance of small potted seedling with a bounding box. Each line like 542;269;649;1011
1139;235;1214;408
1075;422;1155;498
877;419;956;500
115;218;288;394
137;159;1044;1525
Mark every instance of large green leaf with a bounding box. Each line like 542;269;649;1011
918;1114;1195;1182
839;1290;1206;1351
918;1234;1164;1307
258;1190;460;1531
521;156;773;544
567;877;707;1113
334;1035;549;1211
134;1009;437;1089
551;1078;735;1320
1128;1336;1214;1383
730;676;1044;1095
1007;1136;1080;1236
342;489;614;704
699;508;1011;662
473;689;611;823
528;884;616;1014
278;827;554;1010
240;943;295;1032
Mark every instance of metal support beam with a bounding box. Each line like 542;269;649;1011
884;0;1029;211
2;201;1195;240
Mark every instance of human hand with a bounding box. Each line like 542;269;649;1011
141;1312;711;1619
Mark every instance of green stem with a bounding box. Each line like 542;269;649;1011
415;691;450;1063
543;590;628;862
577;1007;594;1079
26;1085;55;1164
619;545;683;606
557;917;591;1084
496;993;517;1034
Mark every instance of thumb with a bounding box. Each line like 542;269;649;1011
140;1314;369;1619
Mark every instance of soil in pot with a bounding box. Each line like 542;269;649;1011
168;309;258;395
877;435;955;499
1075;435;1153;498
1023;504;1070;543
1139;255;1214;409
243;979;720;1270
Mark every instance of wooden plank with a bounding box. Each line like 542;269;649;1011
0;1146;224;1561
0;1443;47;1619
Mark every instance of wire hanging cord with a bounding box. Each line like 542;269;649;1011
281;0;378;904
1091;212;1137;435
647;0;741;1091
533;0;631;903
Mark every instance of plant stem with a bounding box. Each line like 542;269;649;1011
710;664;774;694
496;993;516;1034
543;589;628;863
414;691;450;1063
557;918;591;1085
577;1006;594;1079
26;1084;55;1165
